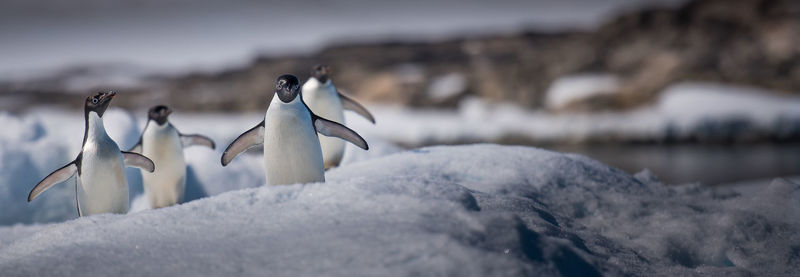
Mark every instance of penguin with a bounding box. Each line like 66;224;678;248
302;64;375;169
221;74;368;186
127;105;215;209
28;91;155;216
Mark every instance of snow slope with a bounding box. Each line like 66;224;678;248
1;144;798;276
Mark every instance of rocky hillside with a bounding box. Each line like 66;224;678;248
2;0;799;112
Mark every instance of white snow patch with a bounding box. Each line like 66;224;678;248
545;74;620;110
428;72;467;101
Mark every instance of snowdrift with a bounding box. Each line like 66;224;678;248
1;144;798;276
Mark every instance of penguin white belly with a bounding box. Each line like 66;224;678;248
263;101;325;186
141;125;186;208
303;84;346;168
78;138;128;215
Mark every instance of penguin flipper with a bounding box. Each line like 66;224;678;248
338;90;375;124
221;120;265;166
29;162;78;202
122;151;155;172
312;115;369;150
180;134;216;150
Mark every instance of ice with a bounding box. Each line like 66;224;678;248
0;143;797;276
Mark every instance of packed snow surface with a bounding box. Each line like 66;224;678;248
1;142;798;276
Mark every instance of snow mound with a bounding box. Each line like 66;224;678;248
1;145;797;276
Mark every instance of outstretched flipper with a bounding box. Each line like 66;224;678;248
312;114;369;150
180;133;216;149
338;90;375;124
122;151;155;172
221;120;265;166
29;160;78;202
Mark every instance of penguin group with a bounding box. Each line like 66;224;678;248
27;65;374;216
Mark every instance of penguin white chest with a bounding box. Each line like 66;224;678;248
302;80;346;168
263;98;325;185
78;115;129;215
141;123;186;208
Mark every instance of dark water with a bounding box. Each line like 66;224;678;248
549;143;800;185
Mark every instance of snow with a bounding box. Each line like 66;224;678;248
428;72;467;101
0;144;798;276
0;85;799;275
544;74;620;110
346;82;800;145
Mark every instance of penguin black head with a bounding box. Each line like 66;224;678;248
148;105;172;125
85;91;116;117
275;74;301;103
311;64;331;83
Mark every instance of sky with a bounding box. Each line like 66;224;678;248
0;0;686;79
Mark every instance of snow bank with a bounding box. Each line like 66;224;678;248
1;145;798;276
347;82;800;145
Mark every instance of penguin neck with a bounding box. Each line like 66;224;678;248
308;77;332;89
149;120;171;130
84;111;110;145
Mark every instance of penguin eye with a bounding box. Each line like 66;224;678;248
92;98;98;104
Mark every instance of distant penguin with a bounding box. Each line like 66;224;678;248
302;64;374;169
221;74;368;186
28;91;155;216
128;105;215;209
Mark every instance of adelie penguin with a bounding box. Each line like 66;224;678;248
221;74;369;186
128;105;215;209
28;91;155;216
302;64;375;169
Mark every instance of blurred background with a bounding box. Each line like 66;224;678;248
2;0;799;186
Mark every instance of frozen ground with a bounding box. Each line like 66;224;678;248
0;143;798;276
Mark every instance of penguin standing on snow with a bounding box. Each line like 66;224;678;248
302;64;374;169
28;91;155;216
128;105;215;209
221;74;368;186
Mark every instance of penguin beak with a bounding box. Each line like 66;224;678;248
102;91;116;102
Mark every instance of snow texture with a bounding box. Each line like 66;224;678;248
1;143;798;276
